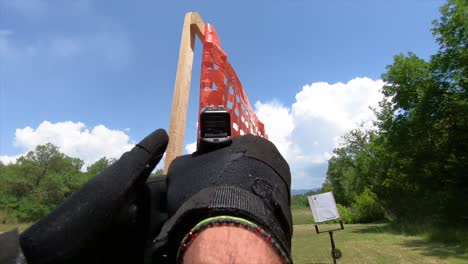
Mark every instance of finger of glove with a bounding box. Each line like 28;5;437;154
102;128;168;193
123;128;169;174
20;129;168;264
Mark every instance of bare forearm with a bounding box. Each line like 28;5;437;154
184;226;283;264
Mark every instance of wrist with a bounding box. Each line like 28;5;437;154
180;217;286;264
177;215;289;264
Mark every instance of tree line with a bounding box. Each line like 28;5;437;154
322;0;467;231
0;143;163;222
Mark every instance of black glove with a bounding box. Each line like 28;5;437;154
19;129;168;264
149;135;292;263
145;174;169;242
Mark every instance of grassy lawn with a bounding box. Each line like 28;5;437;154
292;207;316;225
292;208;468;264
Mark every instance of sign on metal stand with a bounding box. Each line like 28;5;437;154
308;192;344;264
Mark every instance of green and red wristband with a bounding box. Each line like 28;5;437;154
176;215;291;263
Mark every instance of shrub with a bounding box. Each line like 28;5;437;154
337;203;354;223
14;196;52;222
351;189;385;223
291;194;310;209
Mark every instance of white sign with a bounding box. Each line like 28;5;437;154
308;192;340;223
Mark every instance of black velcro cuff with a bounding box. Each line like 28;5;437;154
150;186;292;263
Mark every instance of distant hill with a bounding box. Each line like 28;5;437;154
291;188;321;196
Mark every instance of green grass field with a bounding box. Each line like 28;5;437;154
1;208;467;263
292;208;468;264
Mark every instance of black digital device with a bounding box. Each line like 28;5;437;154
198;105;232;152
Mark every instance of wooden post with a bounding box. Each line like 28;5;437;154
164;12;205;174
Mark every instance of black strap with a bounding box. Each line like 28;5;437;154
149;186;292;263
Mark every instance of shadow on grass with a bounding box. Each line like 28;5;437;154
352;223;468;262
351;223;402;235
400;239;468;262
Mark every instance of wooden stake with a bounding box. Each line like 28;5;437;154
164;12;205;174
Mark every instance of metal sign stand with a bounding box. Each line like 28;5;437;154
314;220;344;264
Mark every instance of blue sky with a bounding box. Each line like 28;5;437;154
0;0;445;188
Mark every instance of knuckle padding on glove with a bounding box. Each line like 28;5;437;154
167;135;291;213
228;135;291;190
152;135;292;262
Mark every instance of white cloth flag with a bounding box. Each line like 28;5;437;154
308;192;340;223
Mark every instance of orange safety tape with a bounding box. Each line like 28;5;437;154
198;24;267;140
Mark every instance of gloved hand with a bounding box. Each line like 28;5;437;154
149;135;292;263
19;129;169;264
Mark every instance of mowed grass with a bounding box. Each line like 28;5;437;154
292;208;468;264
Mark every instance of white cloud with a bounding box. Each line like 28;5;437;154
178;78;383;188
185;141;197;154
0;121;134;169
0;154;21;165
293;77;384;132
255;77;384;189
255;100;294;160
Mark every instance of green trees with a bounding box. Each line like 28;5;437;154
376;0;467;226
151;169;164;177
0;141;165;223
0;144;114;222
321;129;386;223
86;157;115;179
323;0;467;228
